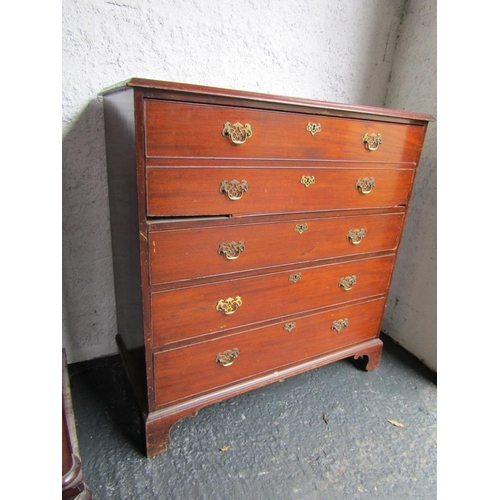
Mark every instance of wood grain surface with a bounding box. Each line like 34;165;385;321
146;166;415;216
149;212;404;285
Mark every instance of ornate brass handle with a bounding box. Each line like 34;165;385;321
215;348;240;367
362;133;382;151
284;322;296;332
331;318;349;333
216;296;242;315
356;177;375;195
222;122;253;145
289;273;302;283
347;228;366;245
339;275;357;291
294;223;309;234
218;241;245;260
306;122;321;135
300;175;315;188
220;179;249;200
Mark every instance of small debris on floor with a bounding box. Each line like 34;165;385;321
219;445;230;452
388;419;405;428
323;413;329;425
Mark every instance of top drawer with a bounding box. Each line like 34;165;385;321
144;100;424;163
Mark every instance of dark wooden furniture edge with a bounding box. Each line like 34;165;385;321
63;349;92;499
143;338;382;457
116;334;148;414
99;78;435;124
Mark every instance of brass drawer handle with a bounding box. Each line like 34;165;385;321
289;273;302;283
347;228;366;245
222;121;253;145
294;223;309;234
306;122;321;135
220;179;249;200
339;275;357;291
301;175;315;188
284;322;296;332
218;241;245;260
331;318;349;333
215;348;240;367
216;296;242;315
362;132;382;151
356;177;375;195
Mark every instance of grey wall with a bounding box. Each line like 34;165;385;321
382;0;437;371
62;0;435;365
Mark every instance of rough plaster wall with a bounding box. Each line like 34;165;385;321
382;0;437;371
62;0;408;363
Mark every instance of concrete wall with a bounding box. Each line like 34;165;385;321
62;0;435;364
382;0;437;371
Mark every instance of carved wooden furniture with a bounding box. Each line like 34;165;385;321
101;78;433;457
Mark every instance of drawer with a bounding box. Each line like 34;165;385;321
149;213;404;285
154;297;386;406
151;254;394;346
146;167;415;217
144;100;424;163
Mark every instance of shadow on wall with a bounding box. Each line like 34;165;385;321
62;97;118;363
337;2;406;108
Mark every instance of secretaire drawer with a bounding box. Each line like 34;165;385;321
154;297;386;406
144;100;424;163
149;212;404;285
151;254;394;346
146;167;414;217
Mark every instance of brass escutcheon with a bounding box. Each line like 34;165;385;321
306;122;321;135
218;241;245;260
216;296;242;315
289;273;302;284
331;318;349;333
356;177;375;195
219;179;249;200
294;223;309;234
362;133;382;151
301;175;315;188
339;275;357;291
347;228;366;245
215;348;240;367
284;322;296;332
222;122;253;145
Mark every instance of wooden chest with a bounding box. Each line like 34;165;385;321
101;78;433;457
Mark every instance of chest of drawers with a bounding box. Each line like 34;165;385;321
101;78;433;457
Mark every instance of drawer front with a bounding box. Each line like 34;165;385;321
149;213;404;285
154;297;386;406
144;100;423;163
151;255;394;346
146;167;414;217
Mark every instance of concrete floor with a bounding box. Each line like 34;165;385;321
69;335;436;500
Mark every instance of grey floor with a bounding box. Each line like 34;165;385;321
69;335;437;500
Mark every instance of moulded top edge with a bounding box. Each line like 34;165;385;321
98;78;435;124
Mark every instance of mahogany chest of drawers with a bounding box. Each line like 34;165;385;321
101;78;433;457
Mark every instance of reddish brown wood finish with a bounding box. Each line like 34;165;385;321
103;78;434;124
146;167;415;217
101;78;433;457
144;100;424;163
144;337;384;457
151;255;395;346
154;298;385;406
144;407;200;458
354;343;383;371
149;212;404;285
